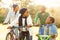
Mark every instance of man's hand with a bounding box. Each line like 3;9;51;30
34;24;39;26
3;23;7;25
7;26;12;29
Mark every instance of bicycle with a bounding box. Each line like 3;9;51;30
19;26;31;40
6;26;31;40
6;26;20;40
36;34;51;40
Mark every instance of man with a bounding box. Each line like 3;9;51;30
39;17;58;40
34;6;50;26
9;8;33;40
3;4;20;39
3;4;19;24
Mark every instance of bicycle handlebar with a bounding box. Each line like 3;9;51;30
38;35;51;40
11;26;31;29
39;35;50;37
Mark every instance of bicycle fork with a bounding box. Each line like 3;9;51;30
38;35;50;40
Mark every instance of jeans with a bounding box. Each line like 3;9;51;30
19;31;29;40
13;28;19;38
29;36;32;40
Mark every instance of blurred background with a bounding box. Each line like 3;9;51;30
0;0;60;40
0;0;60;26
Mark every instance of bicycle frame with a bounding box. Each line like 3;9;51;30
6;26;30;40
38;35;51;40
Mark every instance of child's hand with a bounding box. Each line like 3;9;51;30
34;24;39;26
51;35;56;38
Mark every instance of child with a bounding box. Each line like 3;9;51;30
9;8;33;40
39;17;58;40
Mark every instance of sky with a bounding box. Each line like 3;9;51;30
0;0;12;8
31;0;60;8
0;0;60;8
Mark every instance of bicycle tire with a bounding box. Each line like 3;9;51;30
6;32;16;40
38;35;50;40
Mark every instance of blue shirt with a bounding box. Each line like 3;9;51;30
39;23;57;35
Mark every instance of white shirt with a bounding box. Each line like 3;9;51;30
10;14;33;27
9;14;33;36
4;10;20;23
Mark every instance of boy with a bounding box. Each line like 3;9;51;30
39;17;58;40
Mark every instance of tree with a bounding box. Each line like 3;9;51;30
0;0;1;2
20;0;31;8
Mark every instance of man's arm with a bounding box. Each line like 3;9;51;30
34;13;39;25
3;11;10;24
9;14;20;27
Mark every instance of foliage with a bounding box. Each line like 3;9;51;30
0;16;5;23
56;24;60;28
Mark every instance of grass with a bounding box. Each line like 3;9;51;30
0;16;5;23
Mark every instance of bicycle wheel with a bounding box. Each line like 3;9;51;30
38;35;51;40
6;32;16;40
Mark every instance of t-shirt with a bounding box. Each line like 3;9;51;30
39;24;58;40
34;12;50;25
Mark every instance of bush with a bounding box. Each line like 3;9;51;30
55;23;60;28
56;24;60;28
0;16;5;23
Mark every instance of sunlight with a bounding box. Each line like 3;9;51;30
1;0;12;8
31;0;60;8
1;0;60;8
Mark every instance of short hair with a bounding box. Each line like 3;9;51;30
13;4;18;8
49;17;55;23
